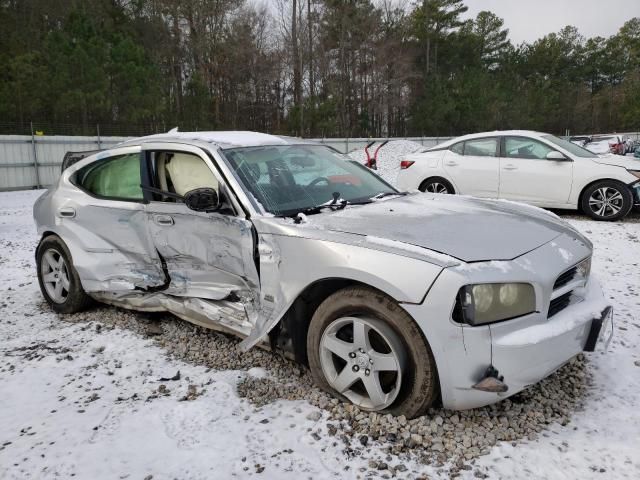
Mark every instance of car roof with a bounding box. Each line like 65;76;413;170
117;131;313;149
430;130;550;149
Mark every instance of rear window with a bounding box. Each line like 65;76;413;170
450;142;464;155
462;138;498;157
75;153;143;200
447;138;498;157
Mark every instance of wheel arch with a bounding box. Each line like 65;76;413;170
418;176;456;194
36;230;62;259
271;278;380;364
270;277;441;393
271;278;438;363
576;177;634;211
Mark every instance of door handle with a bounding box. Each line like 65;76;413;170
444;161;458;166
57;207;76;218
154;215;174;226
503;164;517;170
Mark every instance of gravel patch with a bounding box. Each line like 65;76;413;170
59;302;592;477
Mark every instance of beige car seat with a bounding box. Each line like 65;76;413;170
164;153;219;196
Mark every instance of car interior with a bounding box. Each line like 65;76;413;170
152;152;219;201
224;146;387;214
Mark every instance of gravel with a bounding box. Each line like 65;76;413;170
59;303;592;477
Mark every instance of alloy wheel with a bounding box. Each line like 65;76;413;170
40;248;70;303
319;316;406;411
588;187;623;218
425;182;449;194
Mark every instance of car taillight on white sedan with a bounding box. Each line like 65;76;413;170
400;160;415;169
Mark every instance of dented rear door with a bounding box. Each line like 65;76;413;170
64;146;166;292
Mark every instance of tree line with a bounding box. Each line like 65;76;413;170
1;0;639;137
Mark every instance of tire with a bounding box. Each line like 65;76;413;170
36;235;93;314
580;180;633;221
418;177;455;194
307;286;438;418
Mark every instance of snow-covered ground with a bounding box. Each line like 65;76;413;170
1;186;639;480
348;140;425;185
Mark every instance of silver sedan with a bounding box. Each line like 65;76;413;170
33;131;613;417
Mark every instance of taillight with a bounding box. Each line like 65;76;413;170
400;160;415;169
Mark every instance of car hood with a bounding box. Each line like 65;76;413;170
591;154;640;170
301;193;587;263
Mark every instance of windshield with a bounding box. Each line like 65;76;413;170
222;145;397;216
542;134;598;158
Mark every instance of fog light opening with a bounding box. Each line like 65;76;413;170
472;365;509;393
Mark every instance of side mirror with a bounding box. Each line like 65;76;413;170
546;151;570;161
183;188;220;212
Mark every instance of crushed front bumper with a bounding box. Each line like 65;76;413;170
401;239;612;410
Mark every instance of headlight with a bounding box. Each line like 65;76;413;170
628;170;640;179
576;256;591;279
455;283;536;326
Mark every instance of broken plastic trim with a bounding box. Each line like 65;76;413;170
472;365;509;393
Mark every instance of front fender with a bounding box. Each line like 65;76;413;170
570;164;640;204
240;234;444;349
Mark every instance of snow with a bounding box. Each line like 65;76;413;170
348;140;424;185
464;217;640;479
458;260;513;274
1;189;640;479
363;235;460;266
0;190;389;480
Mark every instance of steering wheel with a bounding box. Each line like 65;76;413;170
307;176;331;187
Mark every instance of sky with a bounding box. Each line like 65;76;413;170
462;0;640;45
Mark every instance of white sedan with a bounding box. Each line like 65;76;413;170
397;130;640;221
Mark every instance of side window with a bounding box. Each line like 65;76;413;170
449;142;464;155
150;151;219;202
76;153;143;200
504;137;555;160
463;138;498;157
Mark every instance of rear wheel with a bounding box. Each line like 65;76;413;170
37;236;92;313
419;177;454;194
580;180;633;221
307;286;438;418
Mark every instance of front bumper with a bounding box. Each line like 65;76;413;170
632;182;640;206
401;233;612;410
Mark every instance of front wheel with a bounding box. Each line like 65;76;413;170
307;286;438;418
580;180;633;221
419;177;455;194
36;235;92;313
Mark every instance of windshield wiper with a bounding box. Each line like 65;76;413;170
372;191;406;200
291;192;347;220
283;191;401;223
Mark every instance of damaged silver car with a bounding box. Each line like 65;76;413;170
34;131;613;418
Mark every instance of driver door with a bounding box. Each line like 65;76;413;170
141;142;260;306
